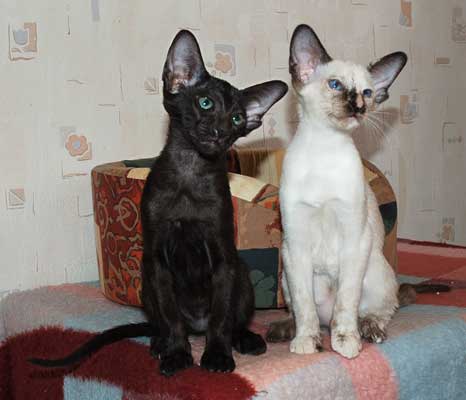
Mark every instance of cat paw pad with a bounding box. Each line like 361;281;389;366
201;350;235;373
159;351;193;377
359;317;387;344
290;335;321;354
331;331;362;359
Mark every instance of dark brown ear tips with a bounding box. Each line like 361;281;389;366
368;51;408;104
241;80;288;131
163;30;208;94
289;24;332;85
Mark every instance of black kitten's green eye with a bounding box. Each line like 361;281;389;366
232;114;244;126
198;96;214;110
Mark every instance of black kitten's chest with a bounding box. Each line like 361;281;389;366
145;153;231;221
165;172;227;215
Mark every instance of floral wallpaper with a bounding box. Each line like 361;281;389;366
1;0;465;293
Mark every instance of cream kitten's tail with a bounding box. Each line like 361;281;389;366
397;283;451;307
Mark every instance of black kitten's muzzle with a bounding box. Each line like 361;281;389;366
212;127;220;140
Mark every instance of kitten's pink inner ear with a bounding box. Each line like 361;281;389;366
167;64;192;93
296;64;314;84
168;75;187;94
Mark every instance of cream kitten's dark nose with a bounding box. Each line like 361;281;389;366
347;89;366;115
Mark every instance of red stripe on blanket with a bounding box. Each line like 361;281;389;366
412;288;466;307
0;327;256;400
398;239;466;249
339;345;398;400
398;245;466;306
398;251;466;278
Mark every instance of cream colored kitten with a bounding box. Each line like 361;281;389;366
270;25;407;358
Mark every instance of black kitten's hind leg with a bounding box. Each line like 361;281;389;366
233;329;266;355
231;259;267;356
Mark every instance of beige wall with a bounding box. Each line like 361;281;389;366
1;0;465;293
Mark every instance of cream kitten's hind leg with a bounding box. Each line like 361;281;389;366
358;250;398;344
358;316;387;343
266;272;296;343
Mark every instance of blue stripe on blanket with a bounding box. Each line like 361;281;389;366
378;317;466;400
64;307;150;346
397;304;466;315
64;376;122;400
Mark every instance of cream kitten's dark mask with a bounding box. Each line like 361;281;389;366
289;24;407;131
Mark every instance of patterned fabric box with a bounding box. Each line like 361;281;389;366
92;148;397;309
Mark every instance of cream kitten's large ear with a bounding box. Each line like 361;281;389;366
241;81;288;131
163;30;208;94
368;52;407;104
289;24;332;86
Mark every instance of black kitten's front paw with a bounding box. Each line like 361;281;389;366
159;350;193;377
150;336;166;358
234;329;267;355
200;349;235;373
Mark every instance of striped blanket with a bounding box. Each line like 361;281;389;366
1;241;465;399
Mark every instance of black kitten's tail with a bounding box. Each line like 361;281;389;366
28;322;153;368
398;282;451;307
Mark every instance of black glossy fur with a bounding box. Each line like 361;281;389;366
29;30;287;377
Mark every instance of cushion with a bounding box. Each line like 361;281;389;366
91;148;397;309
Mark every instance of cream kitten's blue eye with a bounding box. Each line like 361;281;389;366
328;79;343;91
198;96;214;110
232;114;244;126
363;89;373;98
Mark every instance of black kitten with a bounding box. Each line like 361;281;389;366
29;30;287;376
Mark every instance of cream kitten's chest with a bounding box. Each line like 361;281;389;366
281;129;364;208
280;125;367;272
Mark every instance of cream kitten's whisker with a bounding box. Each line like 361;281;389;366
367;113;394;146
362;117;385;146
365;115;392;147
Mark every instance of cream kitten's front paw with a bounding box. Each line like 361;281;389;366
290;335;321;354
331;330;362;359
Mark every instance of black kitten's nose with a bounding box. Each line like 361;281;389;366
212;128;219;138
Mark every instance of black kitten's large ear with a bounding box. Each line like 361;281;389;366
163;30;208;94
241;81;288;131
289;24;332;86
368;52;407;104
